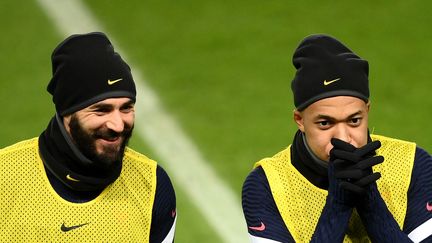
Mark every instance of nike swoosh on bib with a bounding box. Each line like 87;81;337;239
61;222;89;232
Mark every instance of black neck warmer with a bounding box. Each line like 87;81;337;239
291;130;329;189
38;114;122;192
291;129;373;190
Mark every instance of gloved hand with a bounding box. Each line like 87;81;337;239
328;139;362;206
331;139;384;193
328;138;384;205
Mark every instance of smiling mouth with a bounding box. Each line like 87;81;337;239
99;137;121;145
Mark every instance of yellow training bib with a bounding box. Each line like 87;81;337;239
255;135;416;242
0;138;157;242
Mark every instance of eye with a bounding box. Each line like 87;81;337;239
316;120;332;129
96;108;109;112
349;117;362;126
89;105;112;116
94;108;110;115
120;104;135;113
319;121;329;126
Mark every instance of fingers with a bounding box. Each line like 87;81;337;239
331;139;381;158
331;138;356;152
335;169;364;180
328;138;384;204
338;173;381;196
355;140;382;157
333;158;353;168
355;156;384;170
331;149;362;163
355;172;381;187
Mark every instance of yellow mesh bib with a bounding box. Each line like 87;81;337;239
0;138;157;242
255;135;416;242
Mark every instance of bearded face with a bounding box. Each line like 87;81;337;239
69;114;133;170
64;98;135;171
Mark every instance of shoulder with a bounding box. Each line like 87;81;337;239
120;148;159;193
242;166;273;213
371;134;416;147
0;138;38;155
122;149;175;194
123;146;154;161
243;166;270;191
410;146;432;186
371;135;431;173
254;146;291;169
242;166;294;241
414;146;431;163
244;146;293;204
123;147;158;167
372;134;417;164
156;165;175;193
153;165;175;208
371;134;416;148
403;146;432;234
150;165;176;243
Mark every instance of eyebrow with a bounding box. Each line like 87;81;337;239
90;103;113;110
89;100;135;110
120;100;135;108
315;110;363;121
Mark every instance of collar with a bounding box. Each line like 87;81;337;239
38;114;122;192
290;130;373;190
291;130;329;189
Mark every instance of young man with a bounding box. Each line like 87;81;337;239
0;32;176;242
242;34;432;242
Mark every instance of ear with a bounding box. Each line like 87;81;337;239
63;115;72;134
293;110;305;132
366;101;371;113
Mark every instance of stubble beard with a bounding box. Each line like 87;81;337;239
68;115;133;172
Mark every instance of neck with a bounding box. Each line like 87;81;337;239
302;132;328;168
55;113;94;167
38;114;123;192
291;130;329;189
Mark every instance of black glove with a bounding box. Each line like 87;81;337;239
330;139;384;195
328;139;363;205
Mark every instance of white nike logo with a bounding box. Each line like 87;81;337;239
107;78;122;85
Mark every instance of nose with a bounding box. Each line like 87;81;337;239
105;111;124;133
332;124;352;145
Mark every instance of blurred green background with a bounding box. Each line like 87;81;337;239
1;1;431;242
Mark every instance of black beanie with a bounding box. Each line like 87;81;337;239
48;32;136;116
291;34;369;111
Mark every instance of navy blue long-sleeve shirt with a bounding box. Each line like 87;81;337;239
242;147;432;242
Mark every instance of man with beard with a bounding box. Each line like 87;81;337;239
241;34;432;242
0;32;176;242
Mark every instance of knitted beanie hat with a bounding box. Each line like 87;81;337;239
291;34;369;110
48;32;136;115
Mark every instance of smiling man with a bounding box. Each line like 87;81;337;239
0;32;176;242
242;34;432;242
